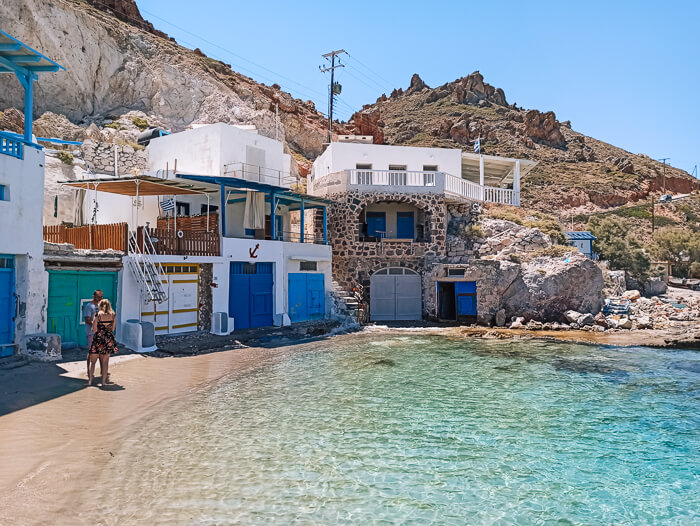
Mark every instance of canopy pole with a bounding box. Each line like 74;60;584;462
206;193;210;233
135;180;141;230
220;183;226;237
173;193;177;238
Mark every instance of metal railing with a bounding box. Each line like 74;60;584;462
223;162;296;188
272;230;327;245
349;169;436;187
127;229;168;304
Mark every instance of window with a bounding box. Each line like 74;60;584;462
300;261;317;271
365;211;386;238
388;165;407;185
0;185;6;201
388;165;407;171
245;228;255;237
176;202;190;216
447;268;465;277
356;164;372;185
423;165;438;172
201;204;218;214
356;163;372;170
0;256;13;269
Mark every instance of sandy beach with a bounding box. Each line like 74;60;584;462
0;343;303;524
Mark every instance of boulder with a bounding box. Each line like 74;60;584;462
565;310;581;324
495;309;506;327
577;313;595;326
526;320;543;330
509;316;525;329
523;109;566;148
618;317;633;329
622;290;641;301
635;316;653;329
594;312;608;328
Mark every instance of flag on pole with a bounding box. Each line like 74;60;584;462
474;138;480;154
160;197;175;212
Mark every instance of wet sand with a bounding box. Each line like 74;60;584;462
0;344;303;524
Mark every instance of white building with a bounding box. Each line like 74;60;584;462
0;30;64;357
309;141;537;206
59;124;332;348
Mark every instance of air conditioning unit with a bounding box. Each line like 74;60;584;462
211;312;234;335
121;319;157;353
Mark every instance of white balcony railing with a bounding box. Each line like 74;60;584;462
223;162;296;188
310;169;519;206
349;169;436;187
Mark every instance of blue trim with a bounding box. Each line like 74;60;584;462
300;199;305;243
220;183;226;237
271;193;277;241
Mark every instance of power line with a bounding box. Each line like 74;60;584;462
345;52;397;92
344;62;393;93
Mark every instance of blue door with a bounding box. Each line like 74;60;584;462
288;273;325;323
0;256;15;353
455;281;477;317
229;262;274;329
366;212;386;238
396;211;415;239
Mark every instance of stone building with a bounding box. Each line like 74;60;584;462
308;140;538;322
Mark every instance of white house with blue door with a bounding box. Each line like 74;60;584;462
62;124;333;343
0;30;64;356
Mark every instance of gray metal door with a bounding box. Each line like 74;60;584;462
370;268;421;321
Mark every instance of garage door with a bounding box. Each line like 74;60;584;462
370;267;421;321
0;255;15;353
229;262;273;329
47;270;118;347
288;273;325;323
141;264;199;335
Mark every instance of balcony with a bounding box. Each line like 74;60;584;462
309;169;519;206
0;131;43;160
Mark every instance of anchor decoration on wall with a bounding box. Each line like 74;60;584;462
249;243;260;259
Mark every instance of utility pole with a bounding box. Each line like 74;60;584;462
320;49;346;143
658;157;670;195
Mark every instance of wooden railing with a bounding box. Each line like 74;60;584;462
157;213;218;232
43;223;129;252
144;227;220;256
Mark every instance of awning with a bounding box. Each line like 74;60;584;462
0;29;64;75
60;176;217;196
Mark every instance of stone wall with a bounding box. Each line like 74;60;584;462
326;190;447;296
198;263;213;331
81;140;147;176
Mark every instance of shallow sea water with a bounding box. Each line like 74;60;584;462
80;334;698;525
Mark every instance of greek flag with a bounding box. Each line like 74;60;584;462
160;197;175;212
474;138;480;154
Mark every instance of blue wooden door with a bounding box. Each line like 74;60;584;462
396;211;415;239
366;212;386;238
288;273;325;323
250;274;273;328
0;256;15;352
228;273;251;329
229;262;274;329
455;281;477;317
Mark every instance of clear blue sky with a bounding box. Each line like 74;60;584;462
137;0;699;174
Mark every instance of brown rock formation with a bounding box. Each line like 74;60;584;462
523;110;566;148
86;0;172;40
0;108;24;134
350;109;384;144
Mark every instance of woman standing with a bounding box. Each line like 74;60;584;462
87;299;118;386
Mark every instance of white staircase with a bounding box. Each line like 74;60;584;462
127;230;168;304
331;280;363;321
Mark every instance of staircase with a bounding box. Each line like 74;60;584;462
331;280;363;321
126;230;168;304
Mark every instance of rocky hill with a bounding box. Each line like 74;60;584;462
348;72;699;225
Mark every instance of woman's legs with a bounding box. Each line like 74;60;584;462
87;353;99;385
99;354;110;385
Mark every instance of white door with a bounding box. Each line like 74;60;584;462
142;264;199;335
370;268;422;321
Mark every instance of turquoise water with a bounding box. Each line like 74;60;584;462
89;333;698;525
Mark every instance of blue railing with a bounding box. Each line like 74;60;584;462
0;131;43;160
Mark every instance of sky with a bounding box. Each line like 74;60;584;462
136;0;699;175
